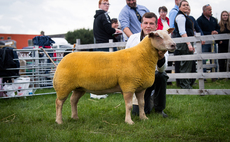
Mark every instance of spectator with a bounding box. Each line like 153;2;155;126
169;0;181;37
111;18;119;29
91;0;122;99
174;0;196;89
217;11;230;72
169;0;181;86
157;6;172;85
119;0;149;38
93;0;122;51
187;7;204;36
111;18;123;42
157;6;170;30
126;12;169;118
197;4;220;75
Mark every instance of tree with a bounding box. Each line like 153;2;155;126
65;28;94;44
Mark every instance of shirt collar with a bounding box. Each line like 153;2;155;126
175;5;179;10
204;15;210;21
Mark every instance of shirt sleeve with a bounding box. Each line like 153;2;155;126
169;10;177;28
176;14;186;36
119;8;130;31
125;34;139;49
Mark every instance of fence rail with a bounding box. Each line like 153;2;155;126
0;34;230;98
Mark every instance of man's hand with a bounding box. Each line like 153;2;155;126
158;50;167;60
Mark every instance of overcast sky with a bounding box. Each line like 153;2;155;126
0;0;229;35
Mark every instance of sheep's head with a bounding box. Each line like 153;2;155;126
148;28;176;52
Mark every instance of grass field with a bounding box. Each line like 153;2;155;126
0;79;230;142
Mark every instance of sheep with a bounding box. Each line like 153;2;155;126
53;29;176;125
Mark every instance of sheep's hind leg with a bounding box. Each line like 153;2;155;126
70;90;85;120
56;97;68;124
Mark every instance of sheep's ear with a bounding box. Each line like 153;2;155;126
149;31;164;39
167;28;174;34
148;32;155;38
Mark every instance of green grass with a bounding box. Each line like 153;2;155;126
0;80;230;142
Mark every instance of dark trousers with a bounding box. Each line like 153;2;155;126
218;45;228;72
132;71;169;115
202;44;217;72
174;50;181;87
175;43;195;89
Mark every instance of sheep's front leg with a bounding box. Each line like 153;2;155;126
123;92;134;124
135;90;148;120
70;90;85;120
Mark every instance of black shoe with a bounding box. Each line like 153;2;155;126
155;110;168;118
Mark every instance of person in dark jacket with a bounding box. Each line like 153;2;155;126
174;0;195;89
197;4;220;74
187;7;204;36
93;0;122;51
217;11;230;72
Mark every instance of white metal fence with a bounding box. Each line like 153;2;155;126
0;34;230;98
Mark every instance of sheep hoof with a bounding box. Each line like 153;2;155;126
140;115;148;120
56;119;63;124
71;116;79;120
125;120;134;125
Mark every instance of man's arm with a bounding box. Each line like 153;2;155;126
169;9;177;28
157;51;168;72
123;27;133;38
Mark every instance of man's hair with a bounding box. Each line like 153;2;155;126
202;4;210;12
141;12;158;24
179;0;188;8
158;6;168;13
99;0;108;5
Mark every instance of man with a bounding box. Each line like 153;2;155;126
119;0;149;38
168;0;181;85
92;0;122;99
126;12;169;118
93;0;122;51
197;4;220;74
169;0;181;37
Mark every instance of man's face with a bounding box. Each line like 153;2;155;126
204;6;212;17
99;0;110;12
175;0;181;6
126;0;136;8
141;17;157;36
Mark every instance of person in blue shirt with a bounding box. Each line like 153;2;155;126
118;0;149;38
169;0;181;37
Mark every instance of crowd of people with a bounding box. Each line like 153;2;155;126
92;0;230;117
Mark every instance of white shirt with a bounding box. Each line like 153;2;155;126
162;19;170;31
175;14;187;36
125;32;168;72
